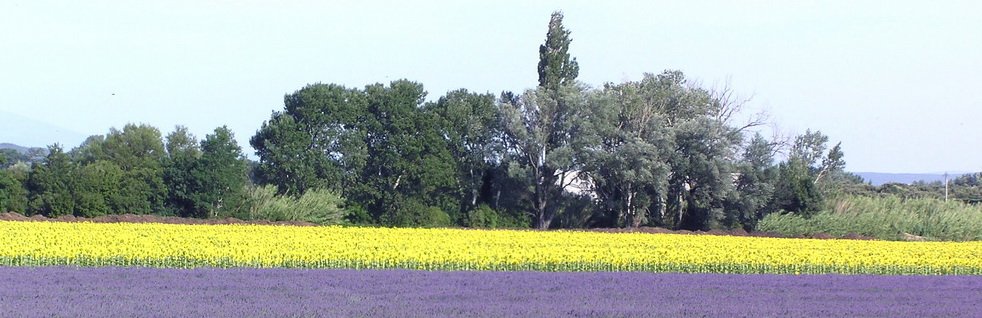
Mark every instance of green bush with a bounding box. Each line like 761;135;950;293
467;204;500;228
238;186;348;225
342;203;373;225
421;206;452;228
757;195;982;241
466;204;529;228
388;199;452;228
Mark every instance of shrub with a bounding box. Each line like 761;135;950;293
466;204;529;228
342;203;373;225
239;186;348;225
467;204;499;228
388;199;452;228
757;195;982;241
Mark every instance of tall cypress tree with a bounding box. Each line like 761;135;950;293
500;12;588;229
537;11;579;90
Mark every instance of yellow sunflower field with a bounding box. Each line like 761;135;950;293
1;221;979;275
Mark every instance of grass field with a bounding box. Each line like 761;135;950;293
758;195;982;241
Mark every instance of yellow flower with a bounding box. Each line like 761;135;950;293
0;221;979;274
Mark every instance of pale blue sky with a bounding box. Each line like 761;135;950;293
1;0;980;173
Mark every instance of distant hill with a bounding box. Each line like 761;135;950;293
0;143;32;153
0;142;47;164
0;142;48;167
0;110;88;149
853;172;963;186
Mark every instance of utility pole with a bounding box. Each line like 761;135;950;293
944;172;949;202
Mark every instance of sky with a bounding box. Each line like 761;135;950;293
1;0;980;173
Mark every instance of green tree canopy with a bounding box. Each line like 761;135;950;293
725;133;779;230
251;84;368;196
538;11;579;90
73;160;124;217
500;84;591;229
26;144;76;217
0;168;28;213
582;81;673;228
423;89;501;214
163;126;201;217
192;126;248;218
771;130;845;216
251;80;458;226
357;80;458;225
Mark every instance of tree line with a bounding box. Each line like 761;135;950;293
0;125;248;218
1;12;883;230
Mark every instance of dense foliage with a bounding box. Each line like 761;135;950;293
241;12;857;230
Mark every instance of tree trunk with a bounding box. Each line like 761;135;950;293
624;188;636;228
534;180;551;229
537;212;552;229
535;195;550;229
494;189;501;210
676;193;685;229
469;169;478;207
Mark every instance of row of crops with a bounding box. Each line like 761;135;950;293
4;267;979;317
1;221;980;275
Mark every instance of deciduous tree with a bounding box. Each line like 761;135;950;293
500;85;590;229
501;11;589;229
582;81;672;228
26;145;76;217
192;126;248;218
356;80;458;225
423;89;501;214
0;168;28;213
725;133;778;230
251;84;368;195
163;126;201;217
98;124;168;214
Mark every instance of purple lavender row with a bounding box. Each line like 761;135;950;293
1;267;979;317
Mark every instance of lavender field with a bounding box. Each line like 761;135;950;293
1;267;979;318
